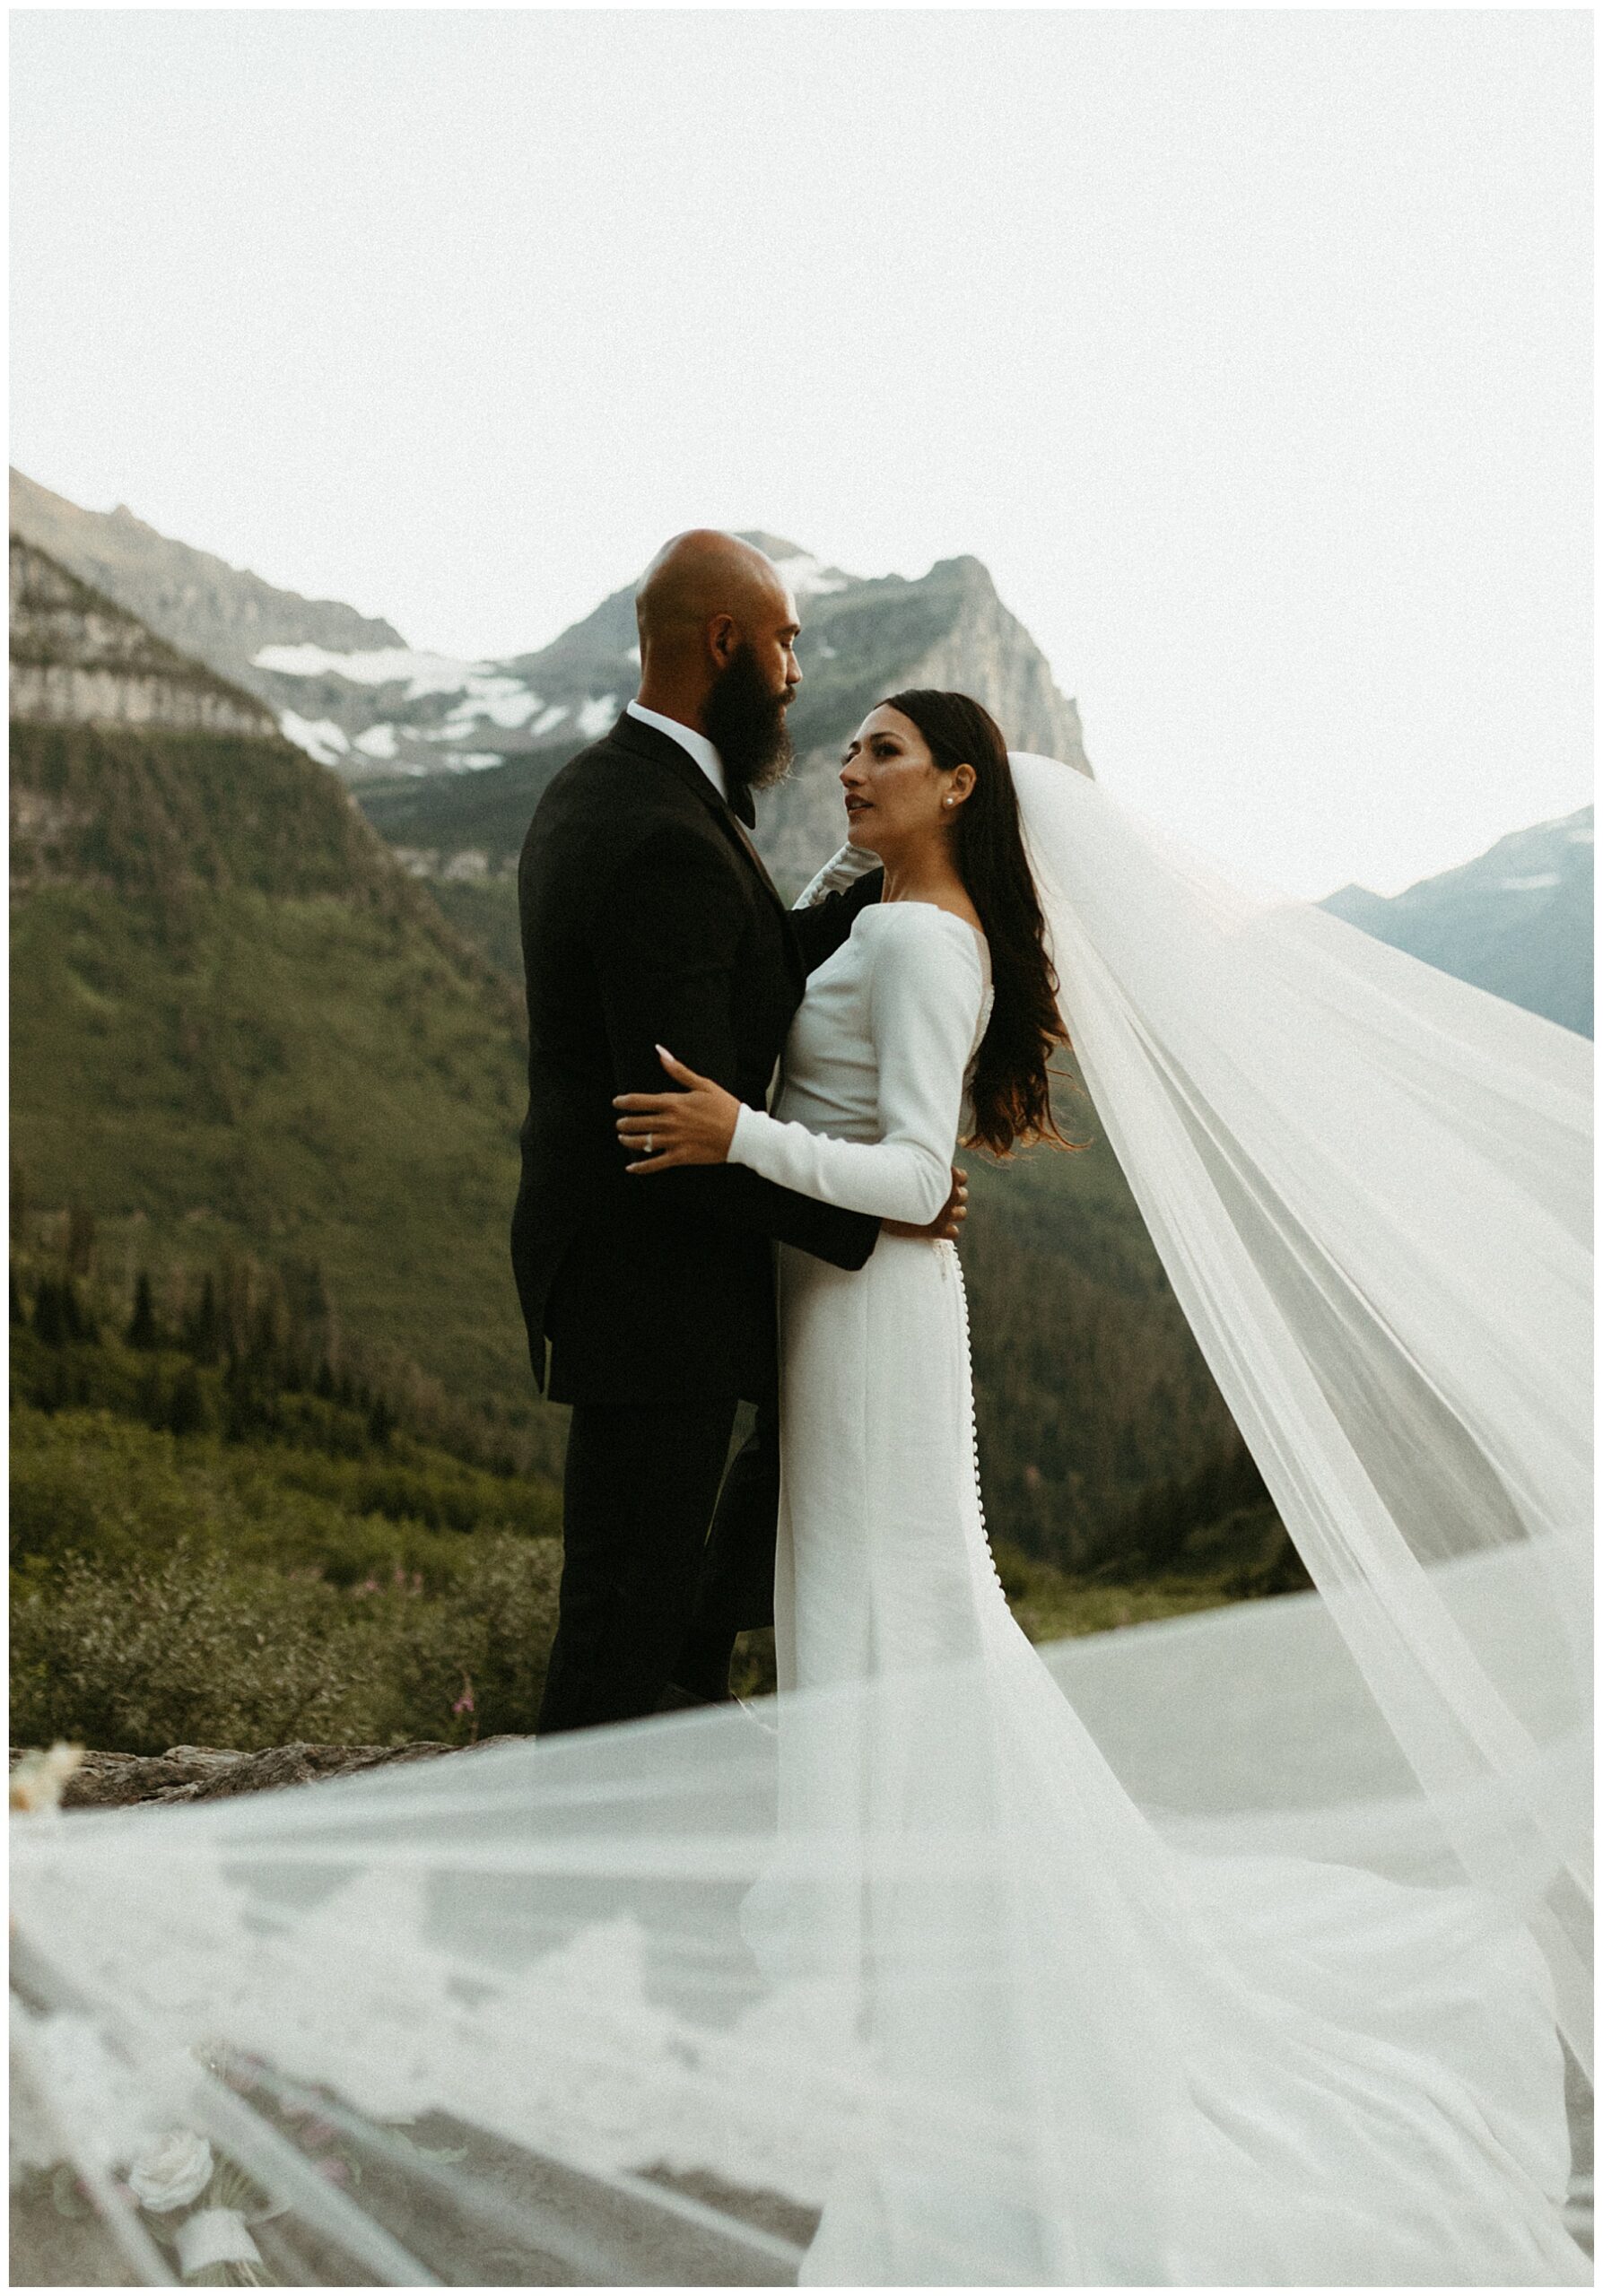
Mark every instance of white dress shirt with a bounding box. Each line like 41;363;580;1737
625;698;727;802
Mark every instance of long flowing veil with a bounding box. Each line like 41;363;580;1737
11;758;1590;2286
1006;753;1591;2064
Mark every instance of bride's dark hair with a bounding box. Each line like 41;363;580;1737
879;689;1076;1159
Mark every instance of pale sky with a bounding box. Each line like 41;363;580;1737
10;7;1591;896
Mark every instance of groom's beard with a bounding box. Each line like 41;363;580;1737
704;644;795;803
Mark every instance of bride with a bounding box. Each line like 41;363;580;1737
610;687;1590;2285
12;697;1590;2288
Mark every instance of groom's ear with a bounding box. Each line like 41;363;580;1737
707;612;739;669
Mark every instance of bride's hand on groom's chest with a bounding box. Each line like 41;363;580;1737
614;1045;741;1173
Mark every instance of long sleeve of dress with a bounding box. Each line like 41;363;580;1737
727;905;986;1224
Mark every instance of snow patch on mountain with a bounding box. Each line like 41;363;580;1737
441;680;544;732
280;712;350;765
576;694;618;737
255;643;483;699
770;552;851;599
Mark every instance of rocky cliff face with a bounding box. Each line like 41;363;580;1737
10;467;405;714
756;551;1091;887
10;537;278;738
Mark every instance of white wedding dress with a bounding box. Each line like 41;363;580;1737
723;879;1587;2286
10;757;1590;2289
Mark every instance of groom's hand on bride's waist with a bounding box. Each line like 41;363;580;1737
884;1166;968;1245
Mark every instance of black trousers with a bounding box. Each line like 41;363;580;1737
536;1397;781;1735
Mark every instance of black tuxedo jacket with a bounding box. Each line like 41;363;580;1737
510;709;884;1405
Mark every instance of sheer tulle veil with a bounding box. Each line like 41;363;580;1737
11;754;1591;2286
1005;752;1591;2060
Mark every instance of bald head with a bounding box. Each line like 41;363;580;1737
636;529;792;663
632;528;803;740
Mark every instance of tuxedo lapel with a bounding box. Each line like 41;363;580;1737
606;710;789;920
722;807;788;913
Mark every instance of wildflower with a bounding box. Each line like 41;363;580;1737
9;1743;83;1814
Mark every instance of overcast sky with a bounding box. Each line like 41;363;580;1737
11;8;1590;896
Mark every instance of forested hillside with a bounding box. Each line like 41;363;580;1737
8;542;550;1461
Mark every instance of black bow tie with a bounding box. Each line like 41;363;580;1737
719;789;784;908
727;781;757;830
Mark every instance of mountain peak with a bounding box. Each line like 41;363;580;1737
736;533;857;599
930;552;997;587
736;529;809;561
1320;804;1591;1037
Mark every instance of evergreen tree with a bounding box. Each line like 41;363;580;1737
35;1274;100;1347
126;1271;159;1351
247;1293;281;1373
65;1199;97;1279
65;1278;99;1346
185;1274;222;1365
218;1253;255;1361
9;1267;25;1326
32;1277;68;1348
135;1361;165;1428
167;1363;208;1437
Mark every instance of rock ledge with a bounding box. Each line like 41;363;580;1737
8;1738;524;1811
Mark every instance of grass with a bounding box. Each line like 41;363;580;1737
10;1398;562;1754
9;1366;1250;1752
993;1544;1237;1643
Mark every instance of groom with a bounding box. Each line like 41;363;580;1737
511;529;963;1734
